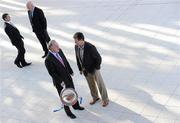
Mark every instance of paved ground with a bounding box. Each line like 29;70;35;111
0;0;180;123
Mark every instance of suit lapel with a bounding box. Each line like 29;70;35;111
4;22;8;28
28;10;33;26
49;52;65;68
32;7;36;19
5;22;17;31
75;44;86;64
82;42;87;63
28;7;36;21
58;51;66;67
5;23;12;28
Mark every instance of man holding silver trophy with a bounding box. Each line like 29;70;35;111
45;40;84;119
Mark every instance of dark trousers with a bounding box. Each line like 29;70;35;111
55;81;80;115
34;30;50;53
14;41;26;65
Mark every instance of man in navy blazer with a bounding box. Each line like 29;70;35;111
26;1;50;58
2;13;31;68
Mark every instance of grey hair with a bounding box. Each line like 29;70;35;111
26;1;33;7
48;40;56;49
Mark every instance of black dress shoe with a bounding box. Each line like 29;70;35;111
42;52;48;58
67;113;76;119
14;63;23;68
74;106;85;110
22;62;31;67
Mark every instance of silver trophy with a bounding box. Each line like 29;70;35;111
60;82;78;106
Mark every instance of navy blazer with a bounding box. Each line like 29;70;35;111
75;41;102;74
28;7;47;32
4;22;24;46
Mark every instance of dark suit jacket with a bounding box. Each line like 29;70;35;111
45;49;74;87
28;7;47;32
75;41;102;74
4;22;24;46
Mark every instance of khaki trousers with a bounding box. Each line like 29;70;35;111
85;70;108;101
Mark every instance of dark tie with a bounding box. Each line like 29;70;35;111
29;11;33;26
30;11;33;18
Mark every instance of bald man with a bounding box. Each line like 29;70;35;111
26;1;50;58
45;40;84;119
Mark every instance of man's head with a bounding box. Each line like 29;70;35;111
48;40;60;53
26;1;34;11
73;32;85;46
2;13;11;22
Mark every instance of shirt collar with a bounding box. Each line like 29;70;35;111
78;45;84;49
49;50;57;55
5;21;11;24
5;21;14;27
32;7;35;13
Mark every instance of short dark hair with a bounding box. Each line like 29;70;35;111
2;13;8;20
73;32;84;40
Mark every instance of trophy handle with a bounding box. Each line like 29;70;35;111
61;82;65;89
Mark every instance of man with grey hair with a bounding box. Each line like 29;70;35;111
26;1;50;58
45;40;84;119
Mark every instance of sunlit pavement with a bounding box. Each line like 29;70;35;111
0;0;180;123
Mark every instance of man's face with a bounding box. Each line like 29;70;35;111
74;38;83;46
50;42;60;53
5;15;11;22
27;2;34;11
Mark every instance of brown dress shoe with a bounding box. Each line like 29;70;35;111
102;100;109;107
90;98;100;105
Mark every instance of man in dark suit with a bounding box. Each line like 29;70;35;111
45;40;84;119
2;13;31;68
73;32;109;107
26;1;50;58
